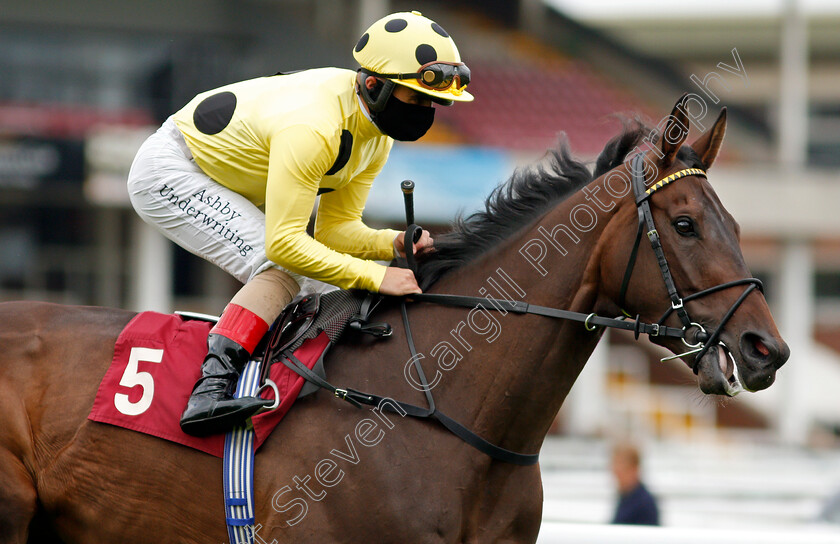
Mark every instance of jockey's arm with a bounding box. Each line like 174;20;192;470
314;165;400;259
264;125;391;292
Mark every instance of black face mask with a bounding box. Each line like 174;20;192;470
371;97;435;142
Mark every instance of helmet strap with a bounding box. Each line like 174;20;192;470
357;69;395;113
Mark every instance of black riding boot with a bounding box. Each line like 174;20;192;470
179;333;270;436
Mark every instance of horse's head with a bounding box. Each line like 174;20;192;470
599;96;790;396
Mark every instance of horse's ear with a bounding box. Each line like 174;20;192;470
659;93;691;169
689;107;727;170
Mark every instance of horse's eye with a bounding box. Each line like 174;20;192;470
674;217;697;237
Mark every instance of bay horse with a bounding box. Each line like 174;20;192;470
1;97;788;543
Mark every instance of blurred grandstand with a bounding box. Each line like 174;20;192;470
1;0;839;460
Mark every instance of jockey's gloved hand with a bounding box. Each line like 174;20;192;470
393;229;434;258
379;267;421;296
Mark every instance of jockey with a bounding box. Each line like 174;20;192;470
126;11;473;436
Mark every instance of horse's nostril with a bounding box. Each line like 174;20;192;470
740;332;776;364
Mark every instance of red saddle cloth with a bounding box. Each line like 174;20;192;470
88;311;326;457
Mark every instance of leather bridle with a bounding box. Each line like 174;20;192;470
616;152;763;371
279;153;766;467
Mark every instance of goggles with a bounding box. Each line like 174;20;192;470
376;61;471;94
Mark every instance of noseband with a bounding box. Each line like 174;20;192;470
616;152;763;372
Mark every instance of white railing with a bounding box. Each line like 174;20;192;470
536;522;840;544
537;435;840;544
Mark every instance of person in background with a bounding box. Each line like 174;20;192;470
610;441;661;526
126;10;472;436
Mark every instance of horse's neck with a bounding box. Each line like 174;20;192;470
427;188;617;455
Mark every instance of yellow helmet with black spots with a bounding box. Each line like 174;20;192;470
353;11;473;104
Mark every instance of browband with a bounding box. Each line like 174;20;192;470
637;167;707;203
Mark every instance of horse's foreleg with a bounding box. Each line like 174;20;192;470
469;466;543;544
0;448;37;544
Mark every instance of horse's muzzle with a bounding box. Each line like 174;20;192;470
695;343;744;396
695;331;789;396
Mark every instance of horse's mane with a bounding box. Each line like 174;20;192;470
415;118;652;289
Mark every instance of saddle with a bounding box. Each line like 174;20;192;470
255;289;392;399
